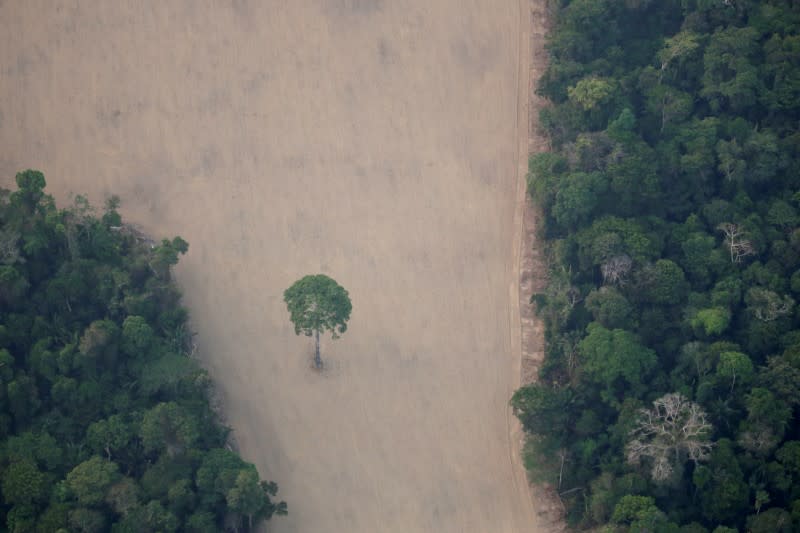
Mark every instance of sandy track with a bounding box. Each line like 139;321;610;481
1;1;543;531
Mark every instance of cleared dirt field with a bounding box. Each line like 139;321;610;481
1;1;543;531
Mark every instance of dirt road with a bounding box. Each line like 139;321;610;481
1;1;543;531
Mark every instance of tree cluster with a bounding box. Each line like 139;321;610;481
0;171;286;532
513;1;800;531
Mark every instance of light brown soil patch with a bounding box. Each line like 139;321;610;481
516;1;568;529
1;1;550;531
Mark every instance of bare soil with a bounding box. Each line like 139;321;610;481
517;1;568;528
1;1;552;531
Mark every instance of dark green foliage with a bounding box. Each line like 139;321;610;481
694;439;749;524
579;324;657;406
611;495;676;531
516;0;800;529
1;460;48;506
66;456;121;506
0;174;284;531
585;287;636;329
511;383;572;440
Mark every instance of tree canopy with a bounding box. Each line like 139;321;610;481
0;172;286;531
514;0;800;530
284;274;352;369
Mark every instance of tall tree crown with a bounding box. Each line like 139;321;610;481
283;274;352;338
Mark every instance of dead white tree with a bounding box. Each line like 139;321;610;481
746;287;795;322
559;331;582;383
738;429;781;456
626;393;713;483
62;195;96;260
540;265;583;322
0;229;23;265
717;223;755;263
557;448;568;490
601;254;633;286
111;223;157;249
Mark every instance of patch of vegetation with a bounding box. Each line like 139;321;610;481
0;170;286;532
514;1;800;530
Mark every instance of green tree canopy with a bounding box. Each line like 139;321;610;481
0;175;284;531
579;323;657;406
1;459;48;506
514;0;800;528
66;456;121;507
611;495;674;532
284;274;352;369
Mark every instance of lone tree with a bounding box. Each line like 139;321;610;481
284;274;352;369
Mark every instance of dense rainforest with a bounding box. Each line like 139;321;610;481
512;0;800;531
0;171;286;532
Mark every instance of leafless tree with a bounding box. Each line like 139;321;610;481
542;266;583;319
556;448;568;490
681;341;713;380
626;393;713;483
717;222;755;263
601;254;633;286
746;287;795;322
110;223;155;247
564;131;614;172
559;331;582;383
0;228;23;265
62;195;95;260
738;428;780;456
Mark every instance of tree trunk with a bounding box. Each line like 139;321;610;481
314;329;322;369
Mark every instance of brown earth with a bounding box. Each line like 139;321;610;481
517;1;568;528
1;1;553;531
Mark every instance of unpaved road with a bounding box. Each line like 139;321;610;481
1;1;543;531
